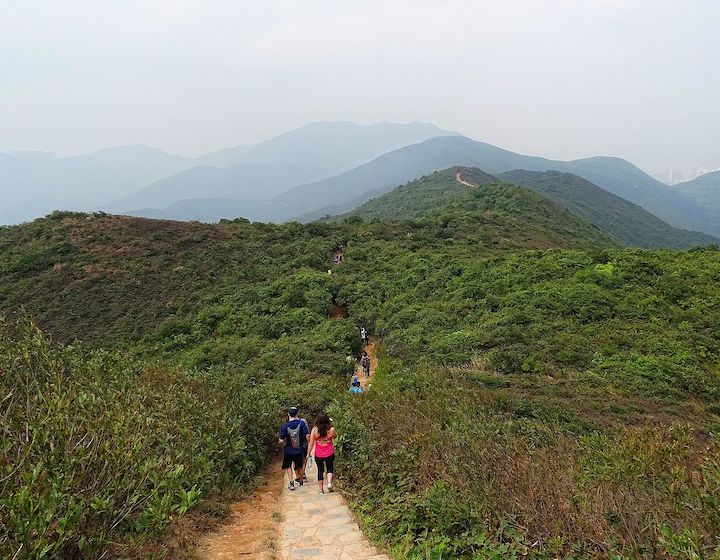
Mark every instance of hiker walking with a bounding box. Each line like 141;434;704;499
360;351;371;378
278;406;309;491
360;327;368;346
307;412;337;494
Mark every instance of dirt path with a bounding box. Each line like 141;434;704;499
195;462;284;559
330;303;348;319
455;170;476;187
355;337;379;390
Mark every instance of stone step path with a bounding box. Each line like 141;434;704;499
278;479;389;560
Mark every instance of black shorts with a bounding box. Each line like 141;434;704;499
282;452;303;470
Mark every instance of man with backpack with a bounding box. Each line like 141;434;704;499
360;351;371;378
278;406;309;491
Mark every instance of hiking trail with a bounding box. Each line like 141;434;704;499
455;169;476;187
195;247;389;560
355;337;379;391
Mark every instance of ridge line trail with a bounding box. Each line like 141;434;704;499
456;170;476;187
196;248;389;559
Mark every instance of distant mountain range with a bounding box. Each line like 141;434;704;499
1;121;452;224
343;167;717;249
498;170;717;249
283;136;720;237
104;121;452;214
3;121;719;245
674;170;720;213
0;146;192;224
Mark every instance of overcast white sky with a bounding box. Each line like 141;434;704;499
1;0;718;174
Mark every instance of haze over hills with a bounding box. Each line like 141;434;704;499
0;145;193;224
674;170;720;213
5;121;720;247
342;167;717;249
1;121;453;225
498;170;718;249
285;136;720;236
105;121;454;213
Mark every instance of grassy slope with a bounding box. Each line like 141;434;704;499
2;201;720;558
500;169;718;249
334;244;720;559
675;170;720;213
343;168;618;251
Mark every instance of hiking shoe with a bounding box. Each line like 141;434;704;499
327;483;335;492
288;482;296;491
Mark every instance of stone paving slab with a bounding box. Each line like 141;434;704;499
278;480;390;560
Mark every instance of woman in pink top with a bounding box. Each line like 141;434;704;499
307;412;337;494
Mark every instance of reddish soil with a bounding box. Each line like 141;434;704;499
194;462;284;559
456;170;476;187
329;303;348;319
356;337;379;390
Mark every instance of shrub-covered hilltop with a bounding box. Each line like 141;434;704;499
1;171;719;559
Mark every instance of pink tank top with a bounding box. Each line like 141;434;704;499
314;430;335;458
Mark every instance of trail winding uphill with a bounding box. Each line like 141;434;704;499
455;169;476;187
195;247;389;560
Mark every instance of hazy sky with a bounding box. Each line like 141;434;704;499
2;0;718;174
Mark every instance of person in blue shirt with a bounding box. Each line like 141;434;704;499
278;406;309;490
348;379;363;394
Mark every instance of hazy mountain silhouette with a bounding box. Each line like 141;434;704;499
499;170;718;248
0;146;192;224
282;136;720;236
106;121;454;214
674;171;720;213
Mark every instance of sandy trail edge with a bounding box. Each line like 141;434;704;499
194;461;284;559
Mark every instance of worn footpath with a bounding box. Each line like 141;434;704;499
278;478;389;560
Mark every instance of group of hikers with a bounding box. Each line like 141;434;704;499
279;406;336;493
348;327;371;393
278;326;372;492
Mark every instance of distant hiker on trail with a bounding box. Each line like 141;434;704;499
348;380;363;394
360;351;371;378
307;412;337;494
360;327;369;346
278;406;309;491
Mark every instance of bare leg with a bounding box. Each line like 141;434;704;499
286;467;295;486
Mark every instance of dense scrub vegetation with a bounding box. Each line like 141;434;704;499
1;186;719;559
334;246;720;559
0;319;277;558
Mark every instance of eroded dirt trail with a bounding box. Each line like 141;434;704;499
356;337;379;390
455;170;476;187
195;462;284;559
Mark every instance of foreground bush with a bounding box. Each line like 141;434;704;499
335;363;720;559
0;319;277;559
